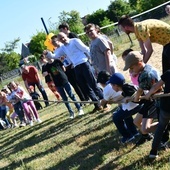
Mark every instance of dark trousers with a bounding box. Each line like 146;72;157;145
113;105;142;138
0;106;10;126
152;109;170;151
13;102;25;122
65;67;89;101
74;62;103;107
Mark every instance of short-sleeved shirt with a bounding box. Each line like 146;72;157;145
22;66;39;84
134;19;170;46
90;37;116;74
160;70;170;112
138;64;160;90
103;83;122;101
45;59;68;87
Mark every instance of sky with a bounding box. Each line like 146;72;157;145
0;0;112;53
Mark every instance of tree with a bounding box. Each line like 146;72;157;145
99;17;114;35
58;10;85;34
5;52;21;70
86;9;108;26
29;32;46;58
0;38;20;53
0;38;21;72
107;0;134;21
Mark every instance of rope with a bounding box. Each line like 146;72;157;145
20;93;170;105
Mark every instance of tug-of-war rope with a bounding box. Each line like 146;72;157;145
29;92;170;105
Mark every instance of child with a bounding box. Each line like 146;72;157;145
109;72;142;144
123;51;161;145
144;69;170;158
9;81;42;126
96;71;123;110
28;86;43;110
122;48;139;86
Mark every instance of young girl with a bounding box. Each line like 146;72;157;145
9;81;42;126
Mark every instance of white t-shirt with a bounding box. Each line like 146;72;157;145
103;83;122;101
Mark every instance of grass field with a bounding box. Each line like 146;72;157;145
1;101;170;170
1;16;170;170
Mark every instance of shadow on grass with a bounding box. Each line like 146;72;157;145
0;105;146;170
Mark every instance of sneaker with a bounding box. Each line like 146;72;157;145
69;115;74;119
136;133;153;146
29;120;34;126
19;122;26;127
36;118;42;123
14;124;19;128
149;149;158;159
121;136;135;144
78;109;84;116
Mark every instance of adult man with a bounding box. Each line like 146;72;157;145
118;15;170;73
21;65;49;107
58;22;78;39
84;23;117;75
44;32;103;112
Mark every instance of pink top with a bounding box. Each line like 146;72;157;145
130;73;139;86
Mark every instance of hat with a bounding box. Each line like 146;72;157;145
108;73;125;85
123;51;143;71
97;71;111;84
138;71;156;90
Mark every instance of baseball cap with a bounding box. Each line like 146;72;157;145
138;71;156;90
108;72;125;85
123;51;143;71
97;71;111;84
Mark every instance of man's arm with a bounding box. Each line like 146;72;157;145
139;38;153;63
104;49;112;74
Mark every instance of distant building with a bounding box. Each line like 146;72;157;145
21;43;31;59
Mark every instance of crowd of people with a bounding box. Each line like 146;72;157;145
1;10;170;159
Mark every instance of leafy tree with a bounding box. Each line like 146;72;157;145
0;53;9;74
0;38;21;72
58;10;85;34
86;9;108;26
29;32;46;58
0;38;20;53
136;0;169;12
5;52;21;70
107;0;134;21
99;17;114;35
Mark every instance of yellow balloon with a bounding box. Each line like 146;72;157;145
44;33;55;51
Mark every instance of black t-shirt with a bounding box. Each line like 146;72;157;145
68;32;78;39
121;83;137;97
45;59;68;87
160;70;170;112
42;64;52;83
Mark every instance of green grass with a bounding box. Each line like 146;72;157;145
1;102;170;170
